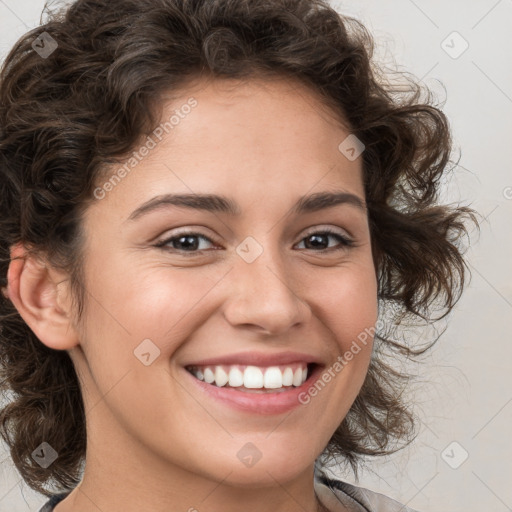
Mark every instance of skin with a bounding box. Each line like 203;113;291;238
7;76;378;512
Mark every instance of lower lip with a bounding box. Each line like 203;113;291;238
182;364;323;415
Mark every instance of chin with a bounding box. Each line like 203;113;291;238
195;437;321;487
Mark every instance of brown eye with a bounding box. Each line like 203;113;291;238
156;232;216;253
296;229;355;252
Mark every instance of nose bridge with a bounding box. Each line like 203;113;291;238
223;234;309;334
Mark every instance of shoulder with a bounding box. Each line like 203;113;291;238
314;467;420;512
38;492;70;512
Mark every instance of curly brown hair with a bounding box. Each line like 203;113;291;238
0;0;480;498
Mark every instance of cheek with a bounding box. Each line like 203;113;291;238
84;253;378;367
82;254;215;342
120;265;222;349
80;240;377;372
306;260;378;347
299;261;377;409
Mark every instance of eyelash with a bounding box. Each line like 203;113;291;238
155;227;355;254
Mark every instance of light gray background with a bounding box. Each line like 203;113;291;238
0;1;511;511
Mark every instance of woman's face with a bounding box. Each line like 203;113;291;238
70;77;378;487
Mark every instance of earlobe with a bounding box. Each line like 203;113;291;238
6;243;80;351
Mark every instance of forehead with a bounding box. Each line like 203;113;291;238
164;75;351;144
90;76;365;221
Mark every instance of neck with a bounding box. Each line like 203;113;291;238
53;416;326;512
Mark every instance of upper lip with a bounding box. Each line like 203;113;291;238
183;351;322;368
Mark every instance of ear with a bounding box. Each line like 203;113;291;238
5;242;80;350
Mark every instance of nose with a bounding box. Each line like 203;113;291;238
222;242;311;336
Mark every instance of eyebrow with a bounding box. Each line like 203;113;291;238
126;190;367;222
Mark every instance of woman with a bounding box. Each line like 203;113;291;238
0;0;479;511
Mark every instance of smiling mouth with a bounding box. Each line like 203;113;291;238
185;362;317;393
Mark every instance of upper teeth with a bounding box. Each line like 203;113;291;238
187;364;309;389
